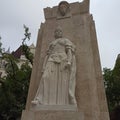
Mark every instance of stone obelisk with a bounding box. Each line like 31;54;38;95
21;0;110;120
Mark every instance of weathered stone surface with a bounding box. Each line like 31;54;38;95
30;105;77;111
21;0;110;120
21;110;110;120
21;110;84;120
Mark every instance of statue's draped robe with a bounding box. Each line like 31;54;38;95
33;38;76;105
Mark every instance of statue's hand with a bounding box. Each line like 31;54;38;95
65;62;71;69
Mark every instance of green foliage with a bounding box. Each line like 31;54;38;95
22;44;33;65
22;25;31;44
0;58;32;119
112;56;120;107
103;56;120;112
0;36;2;54
0;25;33;119
103;68;114;112
22;25;33;65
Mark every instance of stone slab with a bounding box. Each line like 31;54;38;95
30;105;77;111
21;110;84;120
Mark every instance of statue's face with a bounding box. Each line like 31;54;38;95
54;29;63;39
59;4;68;16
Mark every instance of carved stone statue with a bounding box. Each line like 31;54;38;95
31;27;76;105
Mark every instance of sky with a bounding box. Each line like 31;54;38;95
0;0;120;69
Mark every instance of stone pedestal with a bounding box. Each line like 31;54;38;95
21;109;110;120
21;0;110;120
21;110;84;120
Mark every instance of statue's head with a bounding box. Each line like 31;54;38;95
54;26;63;39
58;1;70;16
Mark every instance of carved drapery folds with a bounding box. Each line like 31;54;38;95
31;27;77;106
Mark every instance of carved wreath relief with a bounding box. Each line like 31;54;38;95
58;1;70;16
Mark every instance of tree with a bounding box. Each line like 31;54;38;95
0;36;2;53
112;55;120;106
0;25;33;120
103;68;114;112
22;25;33;65
103;55;120;112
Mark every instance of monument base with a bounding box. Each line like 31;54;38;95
21;109;110;120
21;110;84;120
21;1;110;120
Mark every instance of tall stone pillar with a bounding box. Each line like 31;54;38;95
21;0;110;120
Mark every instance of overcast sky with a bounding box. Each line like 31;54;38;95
0;0;120;69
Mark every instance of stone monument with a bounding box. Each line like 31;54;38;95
21;0;110;120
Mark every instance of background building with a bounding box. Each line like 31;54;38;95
0;43;35;77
